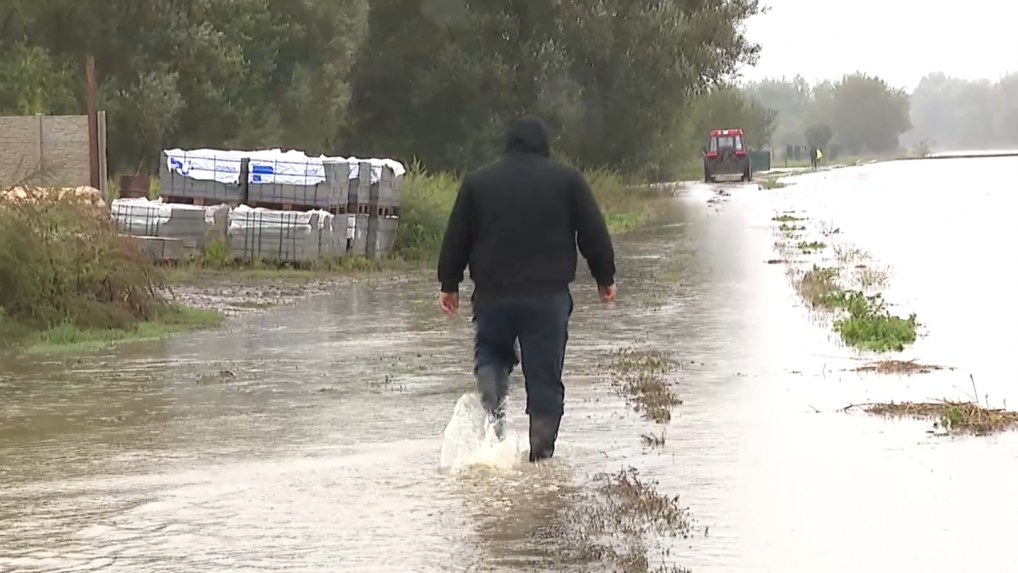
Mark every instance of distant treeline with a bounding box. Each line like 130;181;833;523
742;74;911;157
741;72;1018;156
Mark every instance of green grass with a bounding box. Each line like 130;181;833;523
4;304;225;354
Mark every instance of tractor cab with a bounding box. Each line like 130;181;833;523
703;128;752;182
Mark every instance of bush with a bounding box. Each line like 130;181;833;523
0;191;167;336
392;163;665;262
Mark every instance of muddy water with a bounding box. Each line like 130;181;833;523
2;160;1018;572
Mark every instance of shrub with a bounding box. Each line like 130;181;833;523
392;162;664;262
0;190;166;336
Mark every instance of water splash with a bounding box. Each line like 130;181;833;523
439;393;526;471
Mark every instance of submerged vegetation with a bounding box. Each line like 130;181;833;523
853;359;948;375
564;467;694;573
844;393;1018;435
830;292;918;352
797;240;826;253
777;216;919;353
603;348;683;428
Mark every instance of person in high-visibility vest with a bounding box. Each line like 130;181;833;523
816;148;823;164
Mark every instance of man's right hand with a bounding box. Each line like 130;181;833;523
598;283;616;303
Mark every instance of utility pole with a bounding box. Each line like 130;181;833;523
85;55;100;189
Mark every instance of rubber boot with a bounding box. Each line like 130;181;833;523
528;414;561;462
476;365;509;440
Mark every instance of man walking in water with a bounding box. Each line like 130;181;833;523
437;116;617;462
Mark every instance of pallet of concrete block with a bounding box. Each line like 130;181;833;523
365;215;399;259
347;158;406;212
247;152;352;208
347;213;399;259
160;149;246;204
227;205;346;263
110;197;229;249
129;236;197;262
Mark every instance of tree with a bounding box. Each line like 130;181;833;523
829;73;910;155
804;123;833;150
2;0;368;173
346;0;763;179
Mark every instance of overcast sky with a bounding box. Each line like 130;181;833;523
741;0;1014;90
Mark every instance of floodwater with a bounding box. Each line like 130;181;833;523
2;158;1018;572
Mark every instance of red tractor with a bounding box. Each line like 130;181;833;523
703;128;752;183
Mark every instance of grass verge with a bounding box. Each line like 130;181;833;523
163;254;399;285
5;304;224;354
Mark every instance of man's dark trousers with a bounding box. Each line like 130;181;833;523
473;290;573;461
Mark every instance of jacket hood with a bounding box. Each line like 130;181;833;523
504;116;550;157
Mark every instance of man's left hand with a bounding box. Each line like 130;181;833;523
439;291;460;317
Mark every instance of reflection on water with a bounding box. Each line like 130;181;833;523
2;161;1018;571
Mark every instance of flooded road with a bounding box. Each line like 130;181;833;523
3;158;1018;572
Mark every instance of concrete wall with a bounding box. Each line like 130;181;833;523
0;115;90;188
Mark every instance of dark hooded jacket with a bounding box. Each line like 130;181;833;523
437;116;616;296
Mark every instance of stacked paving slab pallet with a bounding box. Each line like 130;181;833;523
110;198;230;262
228;207;346;263
158;151;243;205
247;158;351;210
155;148;403;261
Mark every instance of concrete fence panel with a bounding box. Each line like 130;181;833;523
0;115;91;188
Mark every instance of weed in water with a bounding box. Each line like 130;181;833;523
197;368;237;385
564;467;693;573
843;399;1018;435
852;264;889;290
772;214;804;222
641;431;667;448
831;292;917;352
853;359;948;375
797;240;826;253
833;244;869;265
818;219;841;236
795;265;841;308
779;223;806;233
603;348;683;424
